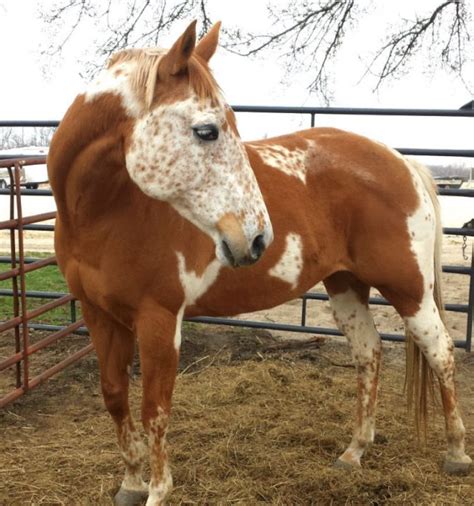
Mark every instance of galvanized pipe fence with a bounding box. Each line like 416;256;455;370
0;105;473;408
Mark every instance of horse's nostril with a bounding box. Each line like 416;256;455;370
250;234;266;261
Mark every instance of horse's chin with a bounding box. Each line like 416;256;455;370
215;241;234;267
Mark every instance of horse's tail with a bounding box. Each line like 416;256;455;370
404;159;443;437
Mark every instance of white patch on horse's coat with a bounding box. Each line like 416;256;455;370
85;60;151;117
176;253;221;306
378;145;437;300
174;306;185;350
249;142;314;184
119;419;148;492
146;408;173;505
329;288;381;466
146;462;172;505
175;252;221;349
268;233;303;289
401;160;456;375
400;157;470;465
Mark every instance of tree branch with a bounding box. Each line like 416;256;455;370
366;0;470;89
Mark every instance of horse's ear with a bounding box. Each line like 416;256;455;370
158;20;197;80
195;21;221;62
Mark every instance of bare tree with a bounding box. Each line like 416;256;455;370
40;0;213;75
362;0;472;89
39;0;473;101
224;0;472;100
0;128;55;150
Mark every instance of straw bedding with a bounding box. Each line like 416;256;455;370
1;325;473;505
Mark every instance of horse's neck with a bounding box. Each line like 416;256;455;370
49;94;134;223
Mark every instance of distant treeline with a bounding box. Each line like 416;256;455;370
0;127;55;150
429;164;472;181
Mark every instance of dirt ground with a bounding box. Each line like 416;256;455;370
1;323;473;505
0;233;473;504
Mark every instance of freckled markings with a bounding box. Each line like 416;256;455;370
248;142;315;184
268;233;303;289
147;407;173;505
85;50;273;253
118;417;148;492
125;95;271;247
328;288;381;465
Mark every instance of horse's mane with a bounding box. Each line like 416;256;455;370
108;48;221;109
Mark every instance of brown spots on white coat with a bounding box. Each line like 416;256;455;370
146;407;173;505
125;95;273;260
328;288;381;466
249;141;315;183
118;416;148;492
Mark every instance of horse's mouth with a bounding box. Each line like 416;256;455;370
221;239;238;267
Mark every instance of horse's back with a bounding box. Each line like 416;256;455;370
246;126;432;293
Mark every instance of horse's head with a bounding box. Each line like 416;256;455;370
106;21;272;267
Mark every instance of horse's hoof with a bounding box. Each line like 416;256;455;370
443;457;472;476
334;457;360;471
114;487;149;506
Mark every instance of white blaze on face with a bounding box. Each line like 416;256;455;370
126;95;271;249
249;141;314;184
268;232;303;289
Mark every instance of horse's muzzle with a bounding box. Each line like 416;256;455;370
220;233;268;267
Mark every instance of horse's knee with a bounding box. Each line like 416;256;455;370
102;380;128;420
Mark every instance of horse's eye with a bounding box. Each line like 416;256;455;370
192;124;219;141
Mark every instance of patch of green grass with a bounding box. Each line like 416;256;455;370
0;253;80;325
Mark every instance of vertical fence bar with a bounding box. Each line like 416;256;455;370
14;162;30;392
301;297;307;327
466;243;473;352
8;166;22;388
310;113;315;127
70;299;77;323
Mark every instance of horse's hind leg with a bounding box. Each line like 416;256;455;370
81;302;148;505
324;272;381;469
392;290;472;474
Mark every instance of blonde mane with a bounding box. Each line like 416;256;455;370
108;48;221;109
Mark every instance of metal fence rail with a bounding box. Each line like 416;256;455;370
0;157;92;408
0;106;473;407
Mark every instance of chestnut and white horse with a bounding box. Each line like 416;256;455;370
48;21;471;506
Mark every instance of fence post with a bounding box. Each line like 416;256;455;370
301;297;307;327
466;243;474;352
14;162;30;392
70;299;77;323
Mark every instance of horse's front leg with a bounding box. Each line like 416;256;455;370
136;302;183;506
81;302;148;506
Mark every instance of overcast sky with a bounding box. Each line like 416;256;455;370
0;0;473;150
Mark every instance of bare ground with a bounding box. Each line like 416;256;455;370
0;324;473;505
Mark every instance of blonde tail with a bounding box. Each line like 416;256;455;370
404;159;443;437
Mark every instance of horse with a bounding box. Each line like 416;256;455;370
47;21;471;506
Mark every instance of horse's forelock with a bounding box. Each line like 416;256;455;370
109;48;221;110
187;54;221;104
